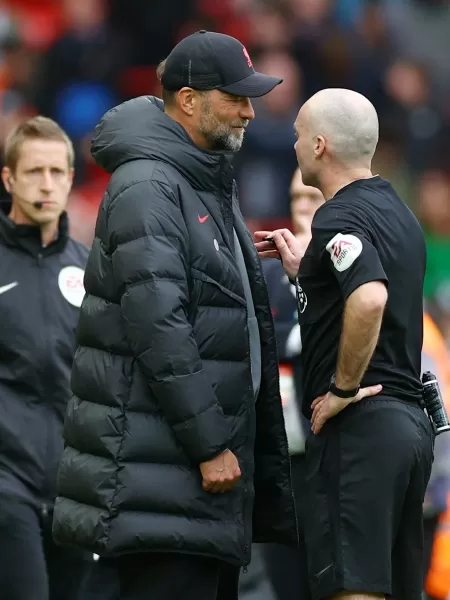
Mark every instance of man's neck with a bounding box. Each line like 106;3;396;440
8;206;59;247
320;167;374;201
39;222;59;247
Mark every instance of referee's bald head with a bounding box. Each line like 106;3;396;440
294;88;379;189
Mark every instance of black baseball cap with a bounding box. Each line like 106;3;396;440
161;30;283;98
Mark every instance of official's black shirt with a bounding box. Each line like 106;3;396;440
297;176;426;419
0;208;88;503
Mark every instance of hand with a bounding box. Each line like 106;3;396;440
310;384;383;434
254;229;303;280
199;449;241;494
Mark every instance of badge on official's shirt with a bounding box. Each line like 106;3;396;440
326;233;362;272
58;266;85;308
295;277;308;314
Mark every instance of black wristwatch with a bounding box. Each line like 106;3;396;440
329;374;360;399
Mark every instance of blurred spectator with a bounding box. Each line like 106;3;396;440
382;0;450;100
382;59;447;173
0;1;15;53
417;171;450;298
1;33;35;104
347;2;391;108
0;34;35;206
370;132;414;209
290;0;353;98
246;4;294;52
32;0;125;139
288;0;333;28
334;0;367;28
417;170;450;344
110;0;196;64
236;51;301;217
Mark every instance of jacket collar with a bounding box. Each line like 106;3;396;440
0;208;70;257
91;96;235;195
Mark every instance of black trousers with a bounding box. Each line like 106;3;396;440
262;453;311;600
0;491;91;600
91;551;241;600
303;397;434;600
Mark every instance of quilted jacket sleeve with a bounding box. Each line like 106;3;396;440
108;178;231;463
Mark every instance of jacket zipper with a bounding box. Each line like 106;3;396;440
231;184;254;569
243;342;252;570
36;251;53;516
233;180;300;552
254;252;301;548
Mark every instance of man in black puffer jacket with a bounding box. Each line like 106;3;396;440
53;31;297;600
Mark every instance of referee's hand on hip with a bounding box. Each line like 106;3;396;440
311;385;383;434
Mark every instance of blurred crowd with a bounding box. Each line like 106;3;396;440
1;0;450;337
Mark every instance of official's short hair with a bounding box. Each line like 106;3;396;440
156;58;177;107
4;116;75;172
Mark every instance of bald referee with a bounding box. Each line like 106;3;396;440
255;88;434;600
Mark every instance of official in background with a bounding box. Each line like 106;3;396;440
256;88;434;600
52;30;297;600
0;117;90;600
262;167;324;600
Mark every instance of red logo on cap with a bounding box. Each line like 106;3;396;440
243;46;253;68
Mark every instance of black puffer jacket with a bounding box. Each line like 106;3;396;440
53;96;297;566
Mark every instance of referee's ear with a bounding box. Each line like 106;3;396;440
313;135;326;159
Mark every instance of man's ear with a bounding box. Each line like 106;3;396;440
1;166;13;193
178;87;200;117
314;135;326;159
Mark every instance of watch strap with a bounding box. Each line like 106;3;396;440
329;375;360;399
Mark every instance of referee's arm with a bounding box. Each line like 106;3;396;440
335;281;387;390
314;206;389;391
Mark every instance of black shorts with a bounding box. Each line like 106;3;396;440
304;396;434;600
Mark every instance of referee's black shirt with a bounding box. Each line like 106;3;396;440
296;176;426;419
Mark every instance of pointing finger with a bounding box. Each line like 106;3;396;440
253;231;273;242
271;231;292;255
273;229;300;255
255;241;279;253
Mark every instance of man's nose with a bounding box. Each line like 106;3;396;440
240;97;255;121
40;170;54;192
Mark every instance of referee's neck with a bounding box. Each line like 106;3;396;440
321;168;374;201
